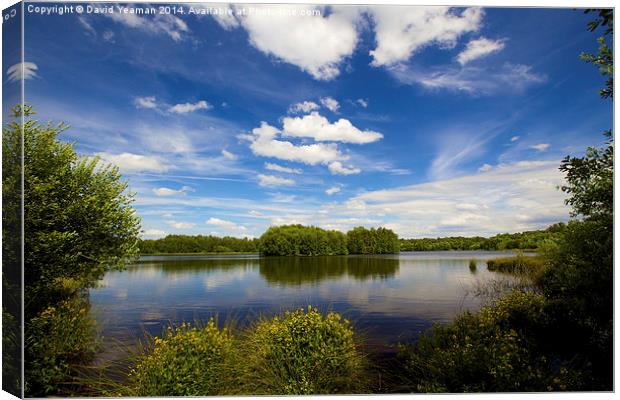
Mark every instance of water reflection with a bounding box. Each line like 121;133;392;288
90;251;523;362
259;256;399;286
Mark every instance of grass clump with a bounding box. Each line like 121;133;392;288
128;319;234;396
487;255;546;278
238;306;366;395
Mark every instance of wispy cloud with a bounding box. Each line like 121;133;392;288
456;37;506;65
265;162;302;174
107;12;190;41
6;62;38;83
258;174;296;187
96;152;171;173
530;143;550;151
134;96;158;109
320;96;340;113
389;62;546;95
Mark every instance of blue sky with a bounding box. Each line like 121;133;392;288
5;4;612;238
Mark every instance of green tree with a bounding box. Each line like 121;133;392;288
3;105;142;395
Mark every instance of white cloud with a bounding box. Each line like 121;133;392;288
240;122;344;165
152;186;194;196
78;16;96;36
289;101;320;114
320;96;340;112
478;163;493;172
282;112;383;144
165;220;196;229
107;12;189;41
456;37;505;65
326;186;341;195
221;149;238;160
6;62;38;83
220;5;359;80
328;161;361;175
258;174;295;187
389;62;546;95
206;217;248;233
530;143;550;151
356;98;368;108
134;96;158;109
369;6;483;67
168;100;211;114
265;162;302;174
142;229;166;238
348;160;569;237
511;136;520;142
95;152;170;173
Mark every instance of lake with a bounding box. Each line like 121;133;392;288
90;251;523;362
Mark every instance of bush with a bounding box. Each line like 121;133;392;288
128;319;234;396
239;307;366;394
25;297;98;396
399;291;583;392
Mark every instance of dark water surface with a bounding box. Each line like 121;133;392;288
89;251;521;360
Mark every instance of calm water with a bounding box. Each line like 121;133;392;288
90;251;522;360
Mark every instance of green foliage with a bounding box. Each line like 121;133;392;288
25;297;98;396
399;291;583;392
140;234;259;254
346;226;400;254
400;224;567;251
129;320;234;396
486;255;547;280
259;225;348;256
3;106;142;396
239;307;365;394
581;9;613;99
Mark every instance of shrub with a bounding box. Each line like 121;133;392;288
239;306;366;394
25;296;98;396
128;319;234;396
399;291;583;392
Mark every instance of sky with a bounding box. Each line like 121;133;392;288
3;3;613;239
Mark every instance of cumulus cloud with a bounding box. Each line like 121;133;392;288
240;122;344;165
169;100;211;114
95;152;170;173
134;96;158;109
221;149;238;160
258;174;295;187
328;161;361;175
530;143;550;151
369;6;483;67
152;186;194;196
6;62;38;83
107;12;190;41
320;96;340;112
265;162;302;174
215;5;359;80
289;101;320;114
282;112;383;144
456;37;505;65
326;186;342;195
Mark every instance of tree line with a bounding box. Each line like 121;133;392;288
399;223;567;251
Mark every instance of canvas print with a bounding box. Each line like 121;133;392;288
1;1;614;397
